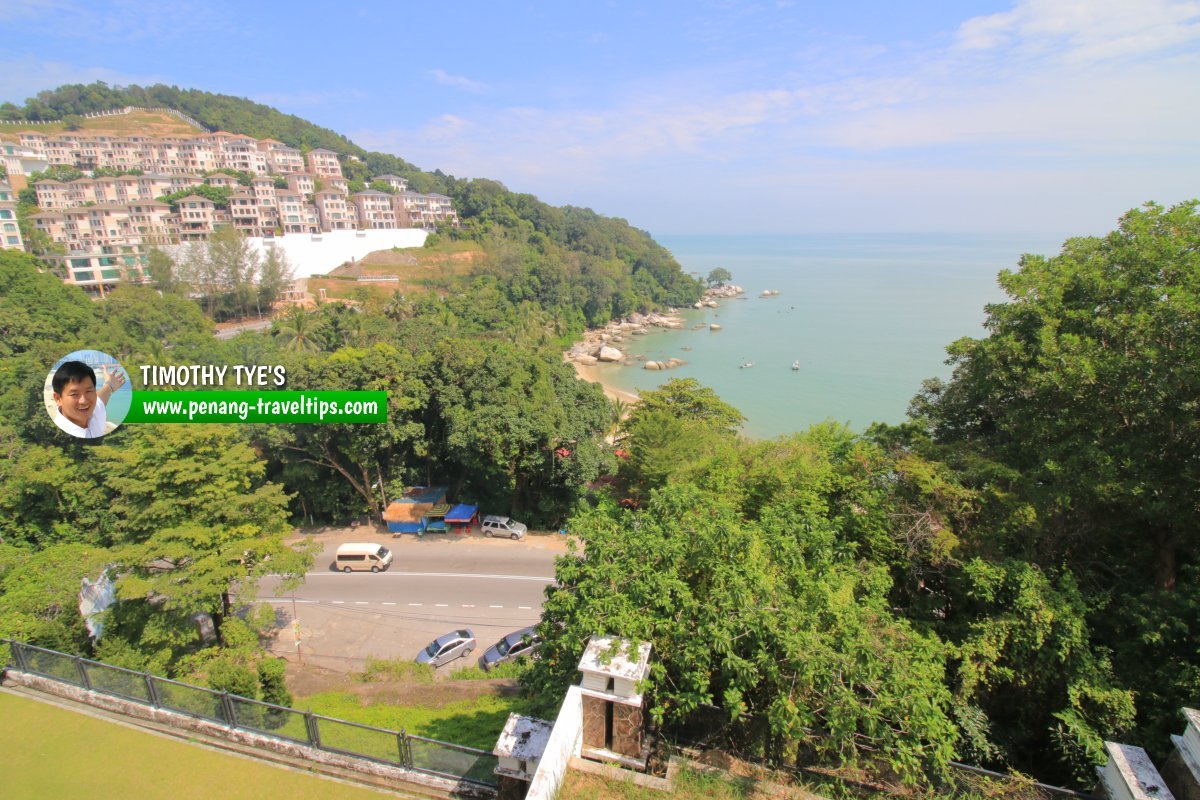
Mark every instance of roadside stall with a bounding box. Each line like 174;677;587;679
444;503;479;535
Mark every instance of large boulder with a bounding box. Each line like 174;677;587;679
597;346;623;362
644;361;662;370
575;355;598;366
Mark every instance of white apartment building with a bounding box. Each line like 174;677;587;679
0;181;23;250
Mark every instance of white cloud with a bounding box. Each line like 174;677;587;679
955;0;1200;62
356;1;1200;233
427;69;486;92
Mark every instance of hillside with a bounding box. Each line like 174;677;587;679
6;81;704;321
0;109;203;137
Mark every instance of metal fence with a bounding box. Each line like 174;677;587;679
1;638;498;788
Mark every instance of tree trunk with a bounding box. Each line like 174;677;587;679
1154;530;1178;591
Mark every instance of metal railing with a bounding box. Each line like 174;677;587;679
1;638;497;788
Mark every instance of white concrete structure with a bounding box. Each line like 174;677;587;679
578;636;652;703
494;713;554;782
526;686;584;800
248;228;427;278
1098;742;1175;800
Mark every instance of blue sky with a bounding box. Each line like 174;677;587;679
3;0;1198;236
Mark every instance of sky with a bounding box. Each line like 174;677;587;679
2;0;1199;236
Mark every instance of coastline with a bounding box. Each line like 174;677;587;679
563;284;745;407
569;359;642;405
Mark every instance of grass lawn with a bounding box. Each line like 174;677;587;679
0;692;394;800
296;689;528;751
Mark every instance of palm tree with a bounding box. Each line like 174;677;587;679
608;397;629;439
275;307;322;353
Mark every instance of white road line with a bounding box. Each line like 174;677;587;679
518;606;532;610
382;602;396;606
462;604;475;608
332;600;344;604
303;571;554;583
354;601;368;605
489;605;503;608
408;603;422;606
435;603;448;607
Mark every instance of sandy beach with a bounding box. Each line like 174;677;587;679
569;359;642;405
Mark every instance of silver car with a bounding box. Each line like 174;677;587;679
481;626;542;670
482;515;527;540
416;629;476;667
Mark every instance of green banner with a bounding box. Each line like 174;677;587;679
125;391;388;424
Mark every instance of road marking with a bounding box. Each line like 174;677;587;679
435;603;448;607
489;605;503;608
518;606;532;610
355;601;368;605
303;571;554;583
382;602;396;606
462;604;475;608
256;599;319;604
332;600;344;604
408;603;422;606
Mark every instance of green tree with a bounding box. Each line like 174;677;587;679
914;201;1200;591
257;247;294;311
0;543;113;651
144;245;182;294
274;306;322;353
528;482;957;782
268;343;429;520
707;267;732;286
207;225;260;319
94;425;311;643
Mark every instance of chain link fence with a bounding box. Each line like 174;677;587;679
2;638;498;788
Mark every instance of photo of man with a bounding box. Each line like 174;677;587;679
45;353;131;439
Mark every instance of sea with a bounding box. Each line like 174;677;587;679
596;233;1064;439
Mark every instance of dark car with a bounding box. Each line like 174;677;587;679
416;629;476;667
481;626;541;670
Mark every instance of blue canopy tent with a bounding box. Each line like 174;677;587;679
444;504;478;534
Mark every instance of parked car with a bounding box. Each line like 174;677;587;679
416;629;476;667
481;515;527;540
481;626;542;670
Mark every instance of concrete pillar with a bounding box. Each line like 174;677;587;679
1096;741;1175;800
1163;709;1200;800
581;694;607;750
611;702;644;758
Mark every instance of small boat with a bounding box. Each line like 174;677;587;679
791;360;801;370
739;361;754;369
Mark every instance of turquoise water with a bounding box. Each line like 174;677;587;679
597;234;1063;438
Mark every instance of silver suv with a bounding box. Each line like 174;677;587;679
481;515;527;540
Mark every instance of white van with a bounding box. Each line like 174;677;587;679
334;543;394;573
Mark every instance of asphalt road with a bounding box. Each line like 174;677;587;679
254;532;566;673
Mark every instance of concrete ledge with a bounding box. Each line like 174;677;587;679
569;755;675;791
3;671;491;799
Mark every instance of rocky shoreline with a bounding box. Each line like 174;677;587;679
563;283;745;373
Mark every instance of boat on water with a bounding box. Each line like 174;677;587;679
739;361;754;369
791;360;801;370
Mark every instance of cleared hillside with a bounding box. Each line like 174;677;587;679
0;110;204;138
